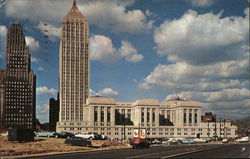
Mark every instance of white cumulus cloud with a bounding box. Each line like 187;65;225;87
90;35;143;63
139;58;249;91
5;0;153;34
154;8;249;65
98;88;119;97
119;40;143;63
25;36;40;51
90;35;119;63
37;86;57;95
187;0;215;7
90;88;119;97
0;25;7;59
80;0;153;33
164;88;250;103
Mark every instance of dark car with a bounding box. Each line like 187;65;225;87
64;137;92;147
55;132;75;138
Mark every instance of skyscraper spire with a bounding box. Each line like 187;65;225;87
73;0;76;8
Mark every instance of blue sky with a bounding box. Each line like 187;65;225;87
0;0;249;123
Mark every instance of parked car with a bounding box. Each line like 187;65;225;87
205;137;213;143
222;138;228;143
167;138;179;145
151;139;162;144
54;132;75;138
236;137;249;143
64;137;92;146
161;138;169;144
182;138;195;144
35;131;55;137
75;132;102;140
194;138;206;144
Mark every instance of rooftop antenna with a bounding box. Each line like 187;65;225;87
73;0;77;7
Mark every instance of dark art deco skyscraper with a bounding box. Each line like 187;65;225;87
3;24;36;130
58;0;89;125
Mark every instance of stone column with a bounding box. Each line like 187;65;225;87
135;107;141;127
104;107;107;126
192;109;195;126
150;108;153;127
98;106;101;126
197;108;201;125
179;109;183;126
170;110;173;124
155;108;159;127
89;106;94;126
111;107;115;126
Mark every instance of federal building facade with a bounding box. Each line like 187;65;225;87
56;1;237;139
57;96;237;139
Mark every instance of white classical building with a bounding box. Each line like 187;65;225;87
57;96;237;139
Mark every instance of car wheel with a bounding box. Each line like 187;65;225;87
36;135;39;137
55;135;58;138
47;135;50;137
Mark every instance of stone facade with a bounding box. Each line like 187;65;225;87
59;0;89;123
57;96;237;139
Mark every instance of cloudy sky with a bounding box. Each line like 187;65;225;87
0;0;249;123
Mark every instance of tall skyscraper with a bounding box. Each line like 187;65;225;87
3;24;36;130
58;0;89;123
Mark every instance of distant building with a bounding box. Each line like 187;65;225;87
49;93;59;131
58;0;89;129
201;112;216;122
57;96;237;139
1;24;36;130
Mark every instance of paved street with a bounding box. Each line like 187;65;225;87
23;144;250;159
172;143;250;158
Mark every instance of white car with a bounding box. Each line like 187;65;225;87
75;132;101;140
236;137;249;143
222;138;228;143
194;138;206;143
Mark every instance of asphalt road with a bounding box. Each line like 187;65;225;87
24;144;249;159
172;143;250;158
